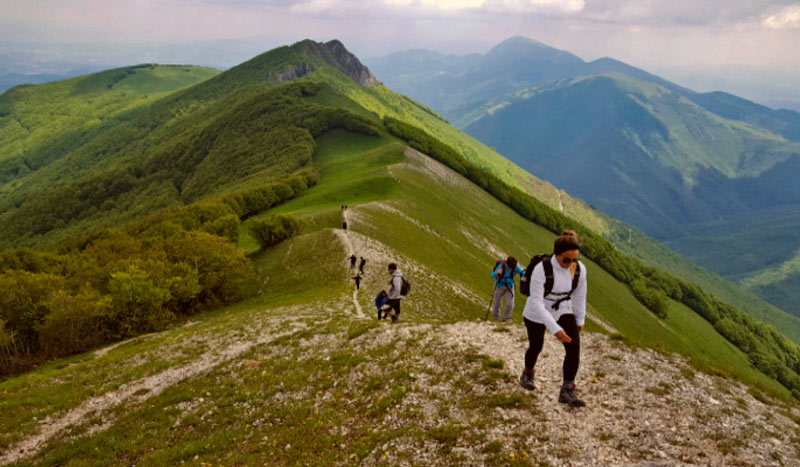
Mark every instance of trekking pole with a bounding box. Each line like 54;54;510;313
485;292;493;321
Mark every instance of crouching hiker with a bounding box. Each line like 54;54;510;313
519;230;587;407
375;290;390;320
386;263;410;323
491;256;525;322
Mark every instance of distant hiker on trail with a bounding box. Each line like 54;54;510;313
375;290;390;320
386;263;410;323
519;230;587;407
353;274;362;290
349;254;357;269
343;221;348;230
359;256;366;274
490;256;525;322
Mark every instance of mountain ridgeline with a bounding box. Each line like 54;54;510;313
1;40;800;463
367;36;800;318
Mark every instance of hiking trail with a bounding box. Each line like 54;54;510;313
555;186;564;212
338;208;366;319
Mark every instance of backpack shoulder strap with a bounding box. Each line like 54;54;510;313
542;255;555;297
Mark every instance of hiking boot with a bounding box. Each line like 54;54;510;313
558;383;586;407
391;314;399;323
519;370;536;391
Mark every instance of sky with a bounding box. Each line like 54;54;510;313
1;1;799;105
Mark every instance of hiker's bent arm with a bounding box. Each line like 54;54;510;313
515;265;525;278
490;265;501;279
573;264;588;328
529;265;562;334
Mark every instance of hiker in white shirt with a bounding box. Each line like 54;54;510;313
519;230;587;407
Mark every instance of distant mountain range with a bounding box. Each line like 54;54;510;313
366;37;800;317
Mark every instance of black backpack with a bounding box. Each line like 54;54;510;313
493;259;507;279
520;255;581;309
400;275;411;296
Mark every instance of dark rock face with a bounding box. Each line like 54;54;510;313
276;39;381;87
271;63;315;83
319;40;380;87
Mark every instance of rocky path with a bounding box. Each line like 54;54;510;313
350;321;800;466
338;208;366;319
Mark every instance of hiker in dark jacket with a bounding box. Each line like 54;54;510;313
353;274;362;290
349;254;357;269
386;263;404;322
491;256;525;322
359;256;366;274
519;230;588;407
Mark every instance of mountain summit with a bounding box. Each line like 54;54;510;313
482;36;583;65
294;39;380;86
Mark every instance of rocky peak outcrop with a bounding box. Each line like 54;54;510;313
297;39;380;87
320;39;381;86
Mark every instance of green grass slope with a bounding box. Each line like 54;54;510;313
2;124;797;465
608;217;800;345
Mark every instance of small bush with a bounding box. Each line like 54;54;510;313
249;214;303;250
487;393;524;408
483;440;503;454
482;359;505;369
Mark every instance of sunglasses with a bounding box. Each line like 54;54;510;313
558;256;580;264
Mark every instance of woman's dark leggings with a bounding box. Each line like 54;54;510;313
524;314;581;382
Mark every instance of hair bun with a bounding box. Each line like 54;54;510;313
554;229;581;254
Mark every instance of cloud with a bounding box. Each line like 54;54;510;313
307;0;587;14
386;0;585;13
576;0;795;27
763;4;800;29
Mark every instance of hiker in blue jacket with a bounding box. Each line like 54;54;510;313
491;256;525;322
375;290;390;320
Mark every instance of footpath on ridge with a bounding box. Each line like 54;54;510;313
337;208;366;319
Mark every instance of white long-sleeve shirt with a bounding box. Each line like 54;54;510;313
522;255;587;334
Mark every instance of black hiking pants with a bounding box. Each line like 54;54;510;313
387;298;401;315
524;314;580;383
